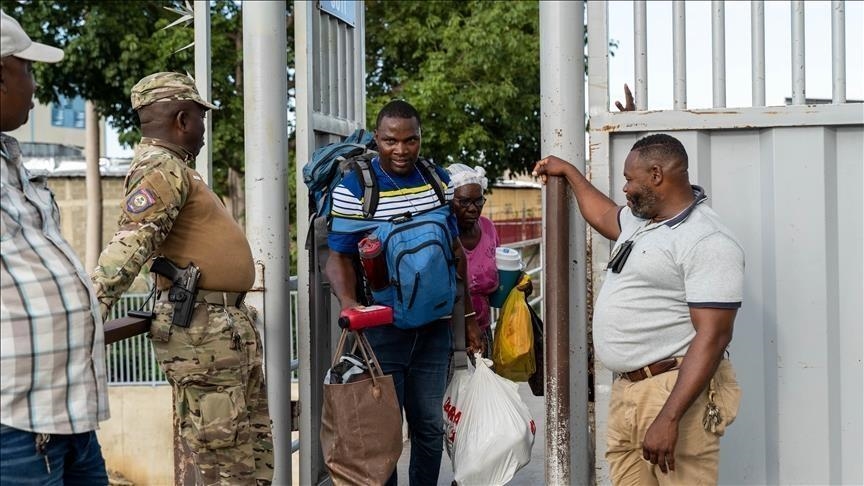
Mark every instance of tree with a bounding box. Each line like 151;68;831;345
365;1;540;179
4;1;296;224
366;1;616;180
5;0;298;270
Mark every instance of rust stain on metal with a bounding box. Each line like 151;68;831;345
601;124;620;132
546;375;571;484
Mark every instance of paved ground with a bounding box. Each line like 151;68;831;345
395;382;546;485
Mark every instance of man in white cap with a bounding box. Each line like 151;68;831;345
1;10;110;483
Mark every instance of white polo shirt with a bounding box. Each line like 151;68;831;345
593;187;745;373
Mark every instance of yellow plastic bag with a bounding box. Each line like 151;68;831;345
492;274;536;382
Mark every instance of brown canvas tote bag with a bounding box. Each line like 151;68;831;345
320;329;403;485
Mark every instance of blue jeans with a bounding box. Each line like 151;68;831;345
364;319;452;486
0;424;108;485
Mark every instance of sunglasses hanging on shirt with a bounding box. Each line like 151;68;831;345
607;240;634;273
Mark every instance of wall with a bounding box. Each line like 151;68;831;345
484;184;542;222
97;386;174;485
45;175;126;264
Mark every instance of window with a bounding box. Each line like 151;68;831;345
51;95;86;129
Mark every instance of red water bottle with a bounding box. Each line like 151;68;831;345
338;305;394;330
358;234;389;291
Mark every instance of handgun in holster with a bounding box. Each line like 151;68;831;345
150;256;201;328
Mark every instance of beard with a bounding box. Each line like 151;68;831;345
628;184;659;220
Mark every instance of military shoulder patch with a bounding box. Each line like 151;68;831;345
125;188;157;214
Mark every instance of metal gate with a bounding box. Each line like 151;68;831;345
582;2;863;484
295;1;366;484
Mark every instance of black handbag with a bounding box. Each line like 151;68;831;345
526;299;544;396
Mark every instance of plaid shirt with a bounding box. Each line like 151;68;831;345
0;134;109;434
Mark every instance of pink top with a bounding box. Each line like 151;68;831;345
462;216;500;330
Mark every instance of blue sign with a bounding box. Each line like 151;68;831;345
318;0;357;27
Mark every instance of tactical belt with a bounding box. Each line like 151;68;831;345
618;357;683;382
158;290;245;307
198;290;246;307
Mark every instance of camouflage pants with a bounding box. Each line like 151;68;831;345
150;300;274;485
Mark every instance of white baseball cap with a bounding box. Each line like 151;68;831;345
1;10;64;63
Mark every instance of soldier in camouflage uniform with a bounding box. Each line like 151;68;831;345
91;72;274;485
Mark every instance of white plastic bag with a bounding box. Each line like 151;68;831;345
442;355;536;485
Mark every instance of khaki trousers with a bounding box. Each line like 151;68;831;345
606;359;741;486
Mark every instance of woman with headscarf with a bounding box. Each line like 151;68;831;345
447;164;499;355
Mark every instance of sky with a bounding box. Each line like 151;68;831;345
108;1;864;156
606;0;864;110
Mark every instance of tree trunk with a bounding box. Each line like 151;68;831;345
85;101;102;272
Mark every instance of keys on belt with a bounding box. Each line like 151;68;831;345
618;357;683;382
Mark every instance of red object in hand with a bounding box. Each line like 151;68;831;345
358;234;389;291
338;305;393;330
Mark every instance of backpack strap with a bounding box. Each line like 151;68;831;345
416;158;447;206
353;157;379;218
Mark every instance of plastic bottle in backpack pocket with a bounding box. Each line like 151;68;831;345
359;234;389;291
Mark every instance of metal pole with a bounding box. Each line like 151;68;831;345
634;1;648;110
831;0;846;104
194;0;212;185
84;101;102;272
540;2;590;485
751;1;766;107
791;0;806;105
242;2;290;483
711;1;726;108
672;1;687;110
294;2;314;483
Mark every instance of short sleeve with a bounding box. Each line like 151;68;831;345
434;165;454;202
682;232;745;308
328;178;365;254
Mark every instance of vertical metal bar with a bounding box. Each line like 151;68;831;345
294;2;318;484
328;18;339;116
194;0;212;185
711;1;726;108
634;1;648;110
831;0;846;104
134;335;140;383
672;1;687;110
243;3;290;483
791;0;806;105
540;1;590;484
751;1;766;107
121;336;128;383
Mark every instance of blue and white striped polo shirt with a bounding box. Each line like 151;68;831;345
327;157;456;254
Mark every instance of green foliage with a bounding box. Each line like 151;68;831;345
3;1;295;205
366;0;541;179
4;0;297;272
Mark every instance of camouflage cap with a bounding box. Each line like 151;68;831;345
130;72;218;111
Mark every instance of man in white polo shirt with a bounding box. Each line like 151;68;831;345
533;133;743;485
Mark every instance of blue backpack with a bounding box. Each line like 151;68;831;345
368;205;457;329
313;132;457;329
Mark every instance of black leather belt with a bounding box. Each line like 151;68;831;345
618;357;683;382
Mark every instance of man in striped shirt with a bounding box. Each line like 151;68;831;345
326;100;483;485
1;10;110;483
